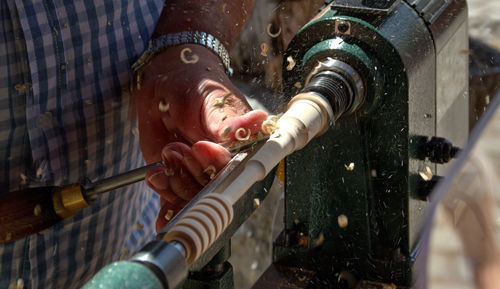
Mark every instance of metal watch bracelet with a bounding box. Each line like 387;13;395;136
132;31;231;78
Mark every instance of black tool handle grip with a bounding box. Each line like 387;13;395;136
0;187;61;243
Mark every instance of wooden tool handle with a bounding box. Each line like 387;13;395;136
0;187;61;243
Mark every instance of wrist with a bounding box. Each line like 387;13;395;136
153;44;227;74
139;44;228;88
132;31;231;78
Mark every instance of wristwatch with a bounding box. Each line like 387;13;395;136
132;31;231;77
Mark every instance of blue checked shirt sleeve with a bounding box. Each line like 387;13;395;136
0;0;165;288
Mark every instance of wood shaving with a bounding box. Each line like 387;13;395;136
235;128;251;141
164;209;174;221
16;278;24;289
253;198;260;208
14;83;26;91
338;214;348;228
134;223;144;230
266;24;281;38
136;73;142;90
261;115;278;135
214;98;223;107
204;165;217;179
297;233;308;247
337;271;357;288
119;247;130;261
36;167;43;179
33;204;42;216
131;127;139;135
260;43;268;57
311;232;325;247
159;74;168;82
286;56;296;71
213;92;232;109
180;47;199;64
5;232;12;242
221;3;227;13
20;173;28;185
294;82;302;89
158;100;170;112
419;166;433;181
344;162;355;171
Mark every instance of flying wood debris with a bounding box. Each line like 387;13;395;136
203;165;217;179
286;56;296;71
266;24;281;38
260;43;268;57
180;48;199;64
235;128;251;141
158;100;170;112
261;115;278;135
213;92;232;109
419;166;433;181
344;162;355;171
338;214;348;228
164;209;174;221
20;173;28;185
33;204;42;216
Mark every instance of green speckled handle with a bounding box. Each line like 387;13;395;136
82;261;164;289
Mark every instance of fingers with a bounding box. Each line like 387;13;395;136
146;142;231;201
148;141;233;232
145;166;182;205
145;149;201;203
161;144;203;201
146;141;231;194
191;141;231;171
216;110;269;142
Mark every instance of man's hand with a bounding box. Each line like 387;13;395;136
136;44;267;231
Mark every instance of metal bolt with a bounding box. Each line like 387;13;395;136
336;21;351;34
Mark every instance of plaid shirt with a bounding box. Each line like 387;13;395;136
0;1;164;288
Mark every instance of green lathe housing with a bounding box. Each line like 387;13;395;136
264;0;469;287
